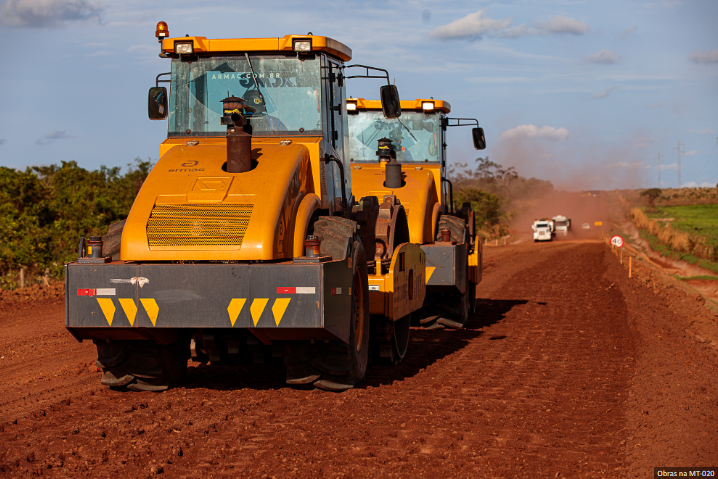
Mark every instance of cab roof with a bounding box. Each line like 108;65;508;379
347;98;451;114
161;35;352;61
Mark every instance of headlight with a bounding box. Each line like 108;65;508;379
175;42;193;54
422;101;435;111
293;39;312;52
346;102;357;111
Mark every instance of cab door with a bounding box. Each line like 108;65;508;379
325;59;351;209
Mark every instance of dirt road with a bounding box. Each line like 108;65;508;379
1;241;717;478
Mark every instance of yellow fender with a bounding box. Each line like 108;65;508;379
292;193;321;257
368;242;426;320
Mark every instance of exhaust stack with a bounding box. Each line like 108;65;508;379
377;137;402;188
221;96;252;173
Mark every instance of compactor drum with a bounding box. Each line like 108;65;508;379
65;25;425;391
346;98;487;329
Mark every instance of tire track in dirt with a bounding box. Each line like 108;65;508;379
0;242;642;478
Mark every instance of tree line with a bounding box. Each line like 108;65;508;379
0;159;152;288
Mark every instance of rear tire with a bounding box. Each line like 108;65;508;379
284;217;370;391
95;337;190;392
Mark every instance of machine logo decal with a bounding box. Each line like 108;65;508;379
110;277;150;288
331;287;342;295
369;285;380;291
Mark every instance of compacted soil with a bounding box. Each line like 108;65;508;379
1;241;716;478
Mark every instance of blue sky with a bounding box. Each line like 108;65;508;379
0;0;716;190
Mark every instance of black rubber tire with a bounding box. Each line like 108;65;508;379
95;337;190;392
372;313;411;365
284;217;370;392
102;220;125;261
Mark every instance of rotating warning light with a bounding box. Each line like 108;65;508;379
155;21;169;40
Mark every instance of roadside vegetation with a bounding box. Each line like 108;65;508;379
630;193;718;274
0;159;153;289
450;157;554;239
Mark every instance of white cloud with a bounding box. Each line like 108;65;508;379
690;49;718;64
0;0;103;28
606;161;644;169
499;124;570;142
584;49;623;64
36;130;80;145
537;15;590;35
86;50;113;57
635;137;656;148
658;162;678;171
620;26;638;38
698;127;715;135
592;87;618;99
684;150;699;156
429;9;512;40
430;10;590;40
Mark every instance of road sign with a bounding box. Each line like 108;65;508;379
610;235;624;248
594;221;603;226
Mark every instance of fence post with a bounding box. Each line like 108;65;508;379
43;268;50;287
19;268;25;289
629;257;632;278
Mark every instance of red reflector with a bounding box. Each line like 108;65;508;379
277;287;296;294
77;289;95;296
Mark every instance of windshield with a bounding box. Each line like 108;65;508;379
169;55;322;136
348;111;441;163
554;221;567;226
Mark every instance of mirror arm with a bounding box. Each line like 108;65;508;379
155;72;171;88
443;117;479;128
343;64;392;85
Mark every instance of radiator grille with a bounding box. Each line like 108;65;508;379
147;204;253;247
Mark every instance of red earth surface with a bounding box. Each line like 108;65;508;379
1;241;717;478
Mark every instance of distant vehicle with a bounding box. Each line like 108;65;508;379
580;191;601;198
532;219;554;242
552;215;571;235
581;223;591;230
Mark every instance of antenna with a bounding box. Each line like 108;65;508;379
656;152;662;188
673;140;684;188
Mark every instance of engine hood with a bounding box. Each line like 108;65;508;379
121;140;314;261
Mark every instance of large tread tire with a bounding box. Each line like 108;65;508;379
372;313;411;365
102;220;125;261
95;337;190;392
284;217;370;392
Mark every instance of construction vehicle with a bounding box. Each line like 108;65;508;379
552;215;570;236
346;98;486;329
64;24;427;392
532;219;554;242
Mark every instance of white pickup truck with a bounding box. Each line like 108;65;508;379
552;215;571;236
532;219;554;242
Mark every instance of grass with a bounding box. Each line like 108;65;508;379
646;204;718;244
676;275;718;281
638;229;718;275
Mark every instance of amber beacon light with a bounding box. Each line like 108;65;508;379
155;21;169;41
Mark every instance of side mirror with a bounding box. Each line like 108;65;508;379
472;127;486;150
380;85;401;119
148;87;168;120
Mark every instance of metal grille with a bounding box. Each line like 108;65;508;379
147;204;253;246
